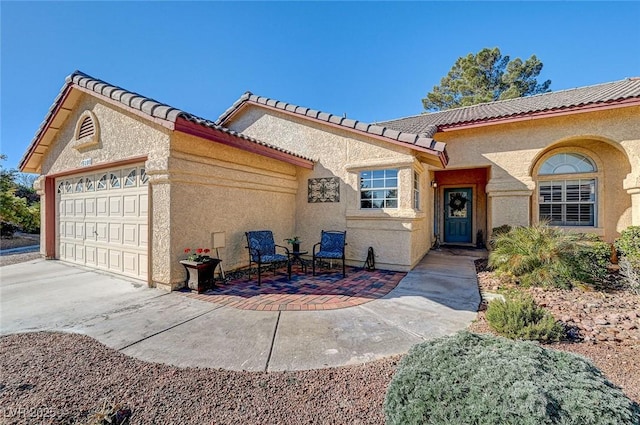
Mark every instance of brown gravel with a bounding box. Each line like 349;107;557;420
2;254;638;424
0;332;399;425
0;252;42;267
0;233;40;250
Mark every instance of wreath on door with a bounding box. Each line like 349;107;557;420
449;192;467;212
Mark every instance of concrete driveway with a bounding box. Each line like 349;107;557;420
0;250;482;371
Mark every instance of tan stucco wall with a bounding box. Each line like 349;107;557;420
41;95;171;175
164;132;299;289
229;106;432;271
436;106;640;242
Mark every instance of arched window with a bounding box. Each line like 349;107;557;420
538;153;597;226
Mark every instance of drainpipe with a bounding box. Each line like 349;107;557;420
431;180;441;249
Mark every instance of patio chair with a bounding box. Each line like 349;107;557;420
245;230;291;285
312;230;347;277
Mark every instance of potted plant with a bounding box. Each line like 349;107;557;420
284;236;301;253
179;248;220;293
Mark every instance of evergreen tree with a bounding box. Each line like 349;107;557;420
423;47;551;111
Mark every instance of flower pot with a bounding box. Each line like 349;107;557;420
180;259;221;293
292;242;300;253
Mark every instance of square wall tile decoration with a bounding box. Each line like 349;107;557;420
308;177;340;203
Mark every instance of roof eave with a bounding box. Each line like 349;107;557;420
220;99;448;168
438;97;640;131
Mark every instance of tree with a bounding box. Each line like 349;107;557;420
422;47;551;111
0;155;40;236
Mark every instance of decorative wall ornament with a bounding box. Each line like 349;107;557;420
308;177;340;203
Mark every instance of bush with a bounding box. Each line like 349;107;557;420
615;226;640;259
489;224;512;249
619;257;640;295
489;224;610;289
486;294;564;342
384;332;640;425
0;221;19;238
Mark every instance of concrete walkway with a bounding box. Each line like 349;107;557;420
0;248;484;371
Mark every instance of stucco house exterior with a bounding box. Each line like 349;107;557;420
19;71;640;291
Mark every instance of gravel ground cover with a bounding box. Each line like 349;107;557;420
1;252;638;424
0;332;398;425
0;233;40;250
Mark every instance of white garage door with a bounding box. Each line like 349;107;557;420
57;165;148;280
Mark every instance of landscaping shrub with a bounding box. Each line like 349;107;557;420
615;226;640;259
489;224;512;249
619;256;640;295
486;294;564;342
488;224;610;289
384;332;640;425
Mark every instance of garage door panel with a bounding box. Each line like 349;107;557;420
123;195;138;216
123;224;137;246
65;200;74;216
109;250;122;271
85;198;96;216
109;223;122;244
86;247;96;265
109;196;122;216
96;223;108;242
140;194;148;215
75;223;85;239
96;197;108;216
96;248;108;267
64;222;75;238
75;244;85;262
139;224;148;246
74;199;84;217
57;165;147;280
123;252;138;275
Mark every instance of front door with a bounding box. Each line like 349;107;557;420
444;188;472;243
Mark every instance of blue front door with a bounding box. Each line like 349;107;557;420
444;188;472;243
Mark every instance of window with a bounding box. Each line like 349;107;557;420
413;171;420;210
109;173;120;189
75;178;84;193
538;153;597;226
124;169;136;187
85;177;94;191
360;169;398;209
140;168;149;185
97;174;107;190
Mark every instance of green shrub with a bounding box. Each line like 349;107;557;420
489;224;610;289
615;226;640;259
486;294;564;342
384;332;640;425
489;224;512;249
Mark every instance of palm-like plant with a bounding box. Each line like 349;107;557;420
489;223;609;289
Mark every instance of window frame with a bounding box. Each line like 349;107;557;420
413;171;421;211
535;151;600;228
359;169;399;209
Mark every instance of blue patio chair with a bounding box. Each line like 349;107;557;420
312;230;347;277
245;230;291;285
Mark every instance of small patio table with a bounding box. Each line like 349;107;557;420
290;251;308;274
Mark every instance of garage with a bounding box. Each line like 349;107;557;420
57;164;148;280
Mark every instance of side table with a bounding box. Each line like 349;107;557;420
290;251;308;274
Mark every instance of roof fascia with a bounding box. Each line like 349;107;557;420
19;83;176;173
223;100;448;168
174;117;314;170
438;98;640;132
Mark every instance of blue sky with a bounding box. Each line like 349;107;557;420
2;1;639;170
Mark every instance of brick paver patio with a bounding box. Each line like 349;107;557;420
181;266;405;311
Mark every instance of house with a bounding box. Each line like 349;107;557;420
19;71;640;291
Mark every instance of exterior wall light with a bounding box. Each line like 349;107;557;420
431;180;438;188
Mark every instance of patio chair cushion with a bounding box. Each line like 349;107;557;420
319;231;346;255
315;250;343;259
247;230;277;262
258;253;289;263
